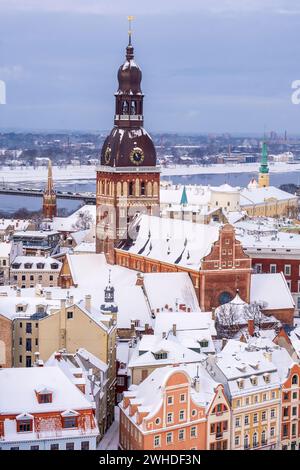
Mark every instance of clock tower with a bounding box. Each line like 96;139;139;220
96;27;160;264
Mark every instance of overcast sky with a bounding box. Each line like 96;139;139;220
0;0;300;134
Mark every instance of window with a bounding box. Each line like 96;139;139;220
283;407;289;417
284;265;291;276
262;411;266;421
191;409;197;417
292;406;297;416
166;432;173;445
167;396;173;405
283;424;288;437
270;426;275;438
26;323;32;334
38;393;52;403
292;374;298;385
244;415;249;426
263;374;270;384
19;337;22;346
19;355;22;363
235;436;240;447
271;409;276;419
270;264;277;273
244;435;249;449
10;447;19;450
63;417;77;428
30;445;39;450
190;426;197;438
66;442;74;450
283;392;289;401
253;432;258;447
261;430;266;445
255;263;262;273
117;377;125;386
178;429;185;441
50;443;59;450
49;275;53;281
253;413;258;424
237;379;244;389
26;356;31;367
35;338;38;347
167;412;173;423
18;420;32;433
292;423;297;436
180;393;186;403
250;376;258;386
292;391;298;400
67;311;73;319
154;435;160;448
179;410;185;421
26;338;32;352
155;418;160;425
81;441;89;450
235;417;241;428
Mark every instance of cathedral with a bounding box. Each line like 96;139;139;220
96;31;160;264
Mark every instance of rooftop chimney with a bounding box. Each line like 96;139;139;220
172;323;177;337
85;294;91;312
45;291;52;300
16;288;21;298
135;273;144;287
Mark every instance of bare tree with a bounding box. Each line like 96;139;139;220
72;210;93;231
216;303;240;338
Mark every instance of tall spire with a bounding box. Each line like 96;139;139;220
258;139;270;188
43;158;57;219
46;159;55;194
126;15;135;60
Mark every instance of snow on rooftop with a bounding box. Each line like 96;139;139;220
123;214;220;270
0;367;94;415
250;273;295;310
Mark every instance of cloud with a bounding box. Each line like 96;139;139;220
1;0;300;16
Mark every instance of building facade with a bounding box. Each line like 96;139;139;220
96;33;160;264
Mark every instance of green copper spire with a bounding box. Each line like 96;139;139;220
180;185;188;206
259;141;269;174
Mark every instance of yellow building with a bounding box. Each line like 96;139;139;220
206;341;281;450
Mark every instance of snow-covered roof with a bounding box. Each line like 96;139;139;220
52;205;96;233
11;256;62;271
121;363;221;424
143;272;200;313
250;273;295;310
121;214;220;270
66;253;152;329
154;311;216;337
128;335;205;369
0;242;12;258
0;366;95;414
240;186;297;206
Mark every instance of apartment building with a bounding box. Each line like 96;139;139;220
10;256;62;288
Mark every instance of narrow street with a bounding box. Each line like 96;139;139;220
97;407;120;450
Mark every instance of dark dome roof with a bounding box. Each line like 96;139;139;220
117;45;142;94
100;126;156;168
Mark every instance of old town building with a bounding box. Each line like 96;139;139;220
0;367;98;450
10;256;61;288
96;31;160;264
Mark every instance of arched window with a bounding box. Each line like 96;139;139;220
292;374;298;385
244;434;249;449
261;430;266;445
122;101;129;114
253;432;258;447
131;101;136;115
141;181;146;196
129;182;134;196
219;291;232;305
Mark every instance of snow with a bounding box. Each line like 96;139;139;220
97;407;120;450
0;241;12;257
124;214;220;270
0;366;95;414
250;273;295;310
154;311;216;337
11;255;62;271
240;186;297;206
143;272;200;313
52;205;96;233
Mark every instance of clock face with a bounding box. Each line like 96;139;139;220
104;146;111;164
130;147;144;165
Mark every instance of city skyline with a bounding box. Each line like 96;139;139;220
0;0;300;133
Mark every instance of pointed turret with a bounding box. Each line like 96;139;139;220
100;269;118;318
180;186;188;206
43;159;57;219
258;141;270;188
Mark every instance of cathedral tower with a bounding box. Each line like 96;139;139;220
96;23;160;264
43;159;57;219
258;141;270;188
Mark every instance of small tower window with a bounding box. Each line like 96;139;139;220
129;182;134;196
122;101;129;114
131;101;136;115
141;181;146;196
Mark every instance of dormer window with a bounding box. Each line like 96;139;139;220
263;373;270;384
36;263;45;269
36;387;53;403
12;263;21;269
250;376;258;386
153;350;168;360
51;263;59;270
237;379;244;389
24;263;33;269
199;340;209;348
